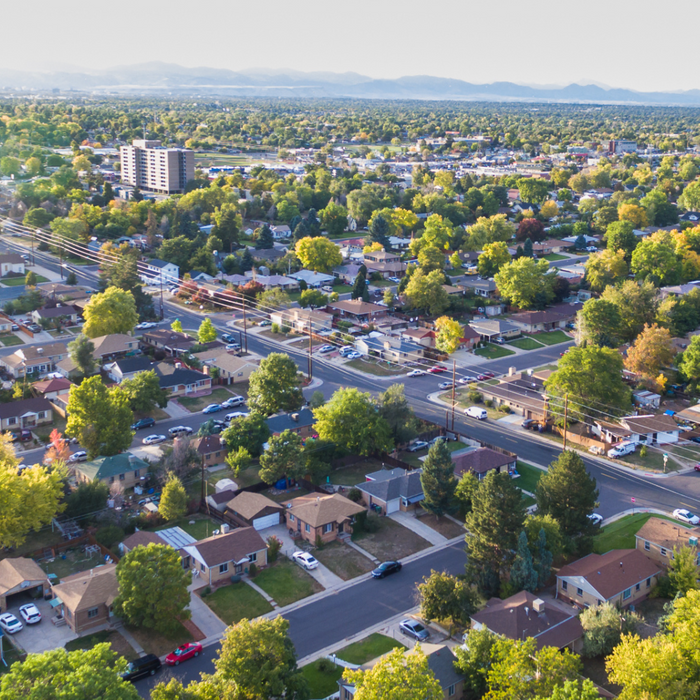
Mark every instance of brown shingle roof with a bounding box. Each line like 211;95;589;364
52;564;118;613
122;530;167;551
452;448;516;476
622;414;679;435
284;493;365;528
226;492;283;520
327;299;386;316
183;527;266;568
32;377;73;395
0;558;48;595
192;435;223;455
635;517;700;553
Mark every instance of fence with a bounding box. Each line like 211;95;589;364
28;533;118;564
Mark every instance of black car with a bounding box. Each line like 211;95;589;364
131;417;155;431
121;654;161;682
691;436;700;444
372;561;402;578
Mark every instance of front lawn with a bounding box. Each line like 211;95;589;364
543;253;568;261
514;461;544;494
314;542;375;580
65;630;138;661
531;330;571;346
508;337;544;351
0;333;23;346
157;515;221;541
417;515;465;539
3;274;50;286
338;633;405;664
301;659;344;698
352;517;431;560
201;581;273;625
254;560;323;607
126;620;193;658
474;343;515;359
593;513;684;554
178;387;235;412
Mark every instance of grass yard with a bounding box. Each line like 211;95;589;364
508;337;544;351
1;528;65;560
345;358;407;376
33;416;67;441
44;548;105;581
531;330;571;346
201;581;273;625
514;461;544;494
417;515;465;539
474;343;515;360
314;542;375;580
254;560;323;607
126;621;194;658
301;659;344;698
400;439;465;468
0;333;23;346
338;633;405;665
329;461;375;486
0;644;23;673
65;629;138;661
265;487;311;503
3;274;50;286
353;517;431;560
543;253;568;261
157;515;221;541
593;513;684;554
206;464;261;490
178;387;235;412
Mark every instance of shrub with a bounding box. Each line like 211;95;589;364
281;325;291;334
347;487;363;503
315;534;324;549
201;586;211;597
266;535;282;562
95;525;125;550
498;404;511;414
484;399;493;408
271;322;280;334
467;390;482;404
640;445;648;457
248;563;258;578
317;658;333;673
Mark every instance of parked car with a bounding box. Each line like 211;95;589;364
388;276;401;283
607;441;635;458
135;322;157;330
221;396;245;408
259;320;272;327
493;337;506;345
407;440;429;452
588;445;605;455
19;604;41;625
317;344;334;354
372;561;402;578
221;334;236;343
481;371;496;379
121;654;162;682
346;351;361;359
438;381;454;390
0;613;23;634
339;346;355;357
588;513;603;526
142;434;167;445
427;365;447;374
691;436;700;445
457;375;478;384
465;406;487;420
168;426;193;437
292;551;319;570
521;419;537;430
67;450;87;463
673;508;700;525
322;285;334;293
225;411;250;423
226;343;241;352
585;245;598;252
202;404;222;414
9;430;32;442
165;642;203;666
407;369;426;377
428;436;446;446
131;417;155;431
399;619;430;641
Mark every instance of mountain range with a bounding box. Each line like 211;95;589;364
2;62;700;106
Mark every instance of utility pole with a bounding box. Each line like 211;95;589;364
451;359;456;432
563;393;568;449
159;274;164;320
59;239;64;279
242;295;248;353
307;320;313;380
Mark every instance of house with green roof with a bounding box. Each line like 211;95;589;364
73;453;149;489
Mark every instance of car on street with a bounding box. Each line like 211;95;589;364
131;417;155;431
317;344;335;354
476;374;488;381
221;333;236;343
0;613;23;634
135;322;157;330
225;411;249;422
407;369;426;377
694;463;700;471
407;440;429;452
165;642;203;666
372;561;402;578
399;619;430;641
438;381;454;390
673;508;700;525
67;451;87;463
168;426;193;437
202;403;222;414
465;406;488;420
142;434;167;445
292;551;319;570
588;513;603;526
427;365;447;374
19;604;41;625
457;375;478;384
121;654;162;681
481;371;496;379
221;396;245;408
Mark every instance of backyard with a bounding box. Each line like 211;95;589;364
156;515;222;541
593;513;685;554
474;343;515;359
200;581;273;625
42;547;106;582
313;542;375;580
178;387;236;412
253;559;323;607
328;460;377;486
206;464;261;490
352;517;430;560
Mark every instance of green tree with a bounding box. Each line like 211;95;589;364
114;543;191;635
466;215;515;250
24;270;37;287
534;526;554;588
367;213;390;249
247;353;303;416
259;430;305;485
66;376;133;458
417;570;478;629
420;440;457;517
679;335;700;389
631;231;682;286
435;316;463;354
299;289;327;308
605;220;638;261
256;224;274;250
478;241;511;277
221;413;270;457
578;298;623;347
517;177;551;204
510;530;539;592
580;601;642;657
159;474;188;522
171;318;183;333
320;202;348;236
524;513;564;559
378;384;417;445
679;178;700;211
308;390;325;409
494;257;554;309
465;470;525;597
669;546;700;596
343;646;442;700
585;248;628;292
197;318;217;343
23;207;54;229
213;202;241;251
454;470;479;517
63;480;109;520
418;245;445;273
523;237;534;258
404;268;449;315
454;627;497;699
67;333;96;377
601;279;659;342
295;236;342;272
82;286;139;338
351;266;368;300
314;387;393;456
535;451;599;551
0;643;137;699
225;446;252;475
120;370;168;414
65;270;78;285
0;156;20;176
545;679;602;700
259;288;292;309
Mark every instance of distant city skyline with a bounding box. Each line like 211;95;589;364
8;0;700;93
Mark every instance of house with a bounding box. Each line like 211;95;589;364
225;271;298;290
0;558;50;612
38;283;92;303
0;397;53;431
0;254;25;277
327;299;387;324
401;327;436;348
635;517;700;569
363;250;402;264
0;342;68;378
532;239;570;255
283;493;365;545
191;435;225;467
470;591;584;652
479;378;547;421
508;307;578;334
105;356;154;383
73;452;150;489
461;325;481;350
556;549;662;609
334;263;364;285
31;305;81;325
452;447;516;479
120;527;197;567
289;270;335;288
269;307;333;333
356;467;424;514
141;329;196;356
92;334;140;360
51;564;118;634
633;390;661;410
207;489;238;514
140;258;179;286
31;376;73;400
355;334;424;364
460;277;499;298
265;408;316;438
469;319;520;341
181;528;268;585
594;414;680;446
225;492;284;530
153;362;212;397
194;349;258;385
363;251;407;279
271;224;291;239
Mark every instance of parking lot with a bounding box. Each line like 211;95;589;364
6;598;78;653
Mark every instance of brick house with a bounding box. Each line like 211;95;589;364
194;349;258;385
635;517;700;569
0;397;54;431
153;362;212;397
327;299;387;324
192;435;225;467
283;493;365;545
265;408;316;439
73;453;150;490
0;342;69;378
452;447;516;480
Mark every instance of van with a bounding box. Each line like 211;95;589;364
322;285;333;293
121;654;161;682
607;441;635;458
465;406;487;420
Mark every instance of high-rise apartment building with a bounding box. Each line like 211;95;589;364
119;140;194;194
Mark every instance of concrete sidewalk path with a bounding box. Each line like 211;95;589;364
388;511;447;546
244;576;279;609
164;400;191;419
187;590;228;638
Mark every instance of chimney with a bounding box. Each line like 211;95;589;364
508;366;517;376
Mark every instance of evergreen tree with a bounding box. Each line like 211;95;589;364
535;527;554;587
352;266;367;300
420;440;457;518
293;218;309;242
65;270;77;285
515;245;524;258
305;208;321;236
523;237;534;258
361;285;370;303
256;224;274;249
368;214;390;249
289;215;302;235
510;530;538;593
240;248;254;272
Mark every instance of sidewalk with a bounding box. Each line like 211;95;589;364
388;511;447;546
163;399;191;419
115;626;145;656
188;590;228;638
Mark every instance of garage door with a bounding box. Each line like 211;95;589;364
386;500;400;514
252;513;280;531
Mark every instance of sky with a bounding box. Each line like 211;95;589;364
7;0;700;93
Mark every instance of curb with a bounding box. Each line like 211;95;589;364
600;507;671;527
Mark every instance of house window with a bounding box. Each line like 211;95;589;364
646;577;651;588
38;411;46;419
576;588;583;597
289;514;295;522
7;417;16;425
200;561;206;571
109;476;115;484
448;685;456;697
644;541;650;551
661;547;667;556
305;523;310;533
323;523;333;534
249;552;257;563
562;580;568;591
87;607;99;619
119;474;125;481
219;563;228;575
623;588;632;600
134;470;140;479
636;583;640;592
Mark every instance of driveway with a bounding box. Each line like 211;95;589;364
388;511;447;546
187;589;227;639
8;597;78;653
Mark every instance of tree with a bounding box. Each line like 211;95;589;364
420;440;457;517
454;628;497;699
225;446;252;475
320;202;348;236
545;346;631;423
197;318;217;343
351;266;368;300
679;335;700;389
0;643;137;699
256;224;274;249
114;543;191;635
454;470;479;517
624;323;674;382
378;384;417;445
465;215;515;250
585;248;628;292
578;299;623;347
314;387;393;456
213;617;309;700
120;370;168;414
247;353;303;416
516;218;546;242
494;257;554;310
159;474;188;522
618;202;648;228
221;413;270;458
434;316;463;354
605;220;638;261
24;270;37;287
418;245;446;273
517;177;551;204
478;241;511;277
259;430;305;485
68;333;96;377
540;200;559;218
510;530;539;593
63;480;109;520
533;526;554;588
65;270;77;285
679;178;700;211
669;546;699;596
580;601;642;658
631;232;682;286
82;286;139;338
546;680;601;700
66;376;134;458
171;318;183;333
0;156;20;176
404;269;449;316
417;570;478;629
535;451;599;551
299;289;327;308
524;513;564;560
343;645;442;700
523;237;534;258
465;470;525;597
367;213;390;249
295;236;342;272
259;288;292;309
601;279;659;342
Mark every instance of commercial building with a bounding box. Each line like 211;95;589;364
120;140;194;194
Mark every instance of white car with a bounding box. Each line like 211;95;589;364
135;322;157;330
0;613;23;634
588;513;603;526
457;376;478;384
225;411;250;422
67;451;87;463
19;603;41;625
438;381;454;390
407;369;426;377
407;440;429;452
346;351;361;359
317;344;335;354
221;396;245;408
673;508;700;525
226;343;241;352
142;434;167;445
292;551;319;570
168;426;193;437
